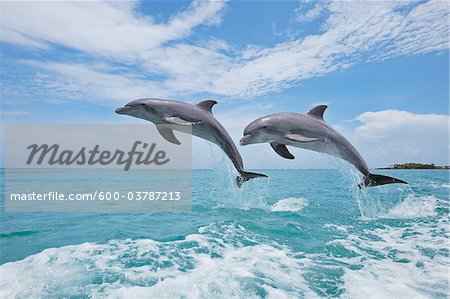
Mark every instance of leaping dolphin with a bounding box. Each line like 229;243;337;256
116;98;267;186
239;105;407;187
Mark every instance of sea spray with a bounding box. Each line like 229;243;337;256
354;185;406;219
270;197;308;212
201;141;270;210
0;221;317;298
1;170;448;298
325;155;414;219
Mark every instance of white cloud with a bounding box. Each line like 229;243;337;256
0;1;448;101
352;110;449;166
0;110;29;116
19;48;231;103
22;61;171;102
140;44;231;94
0;1;226;60
1;1;231;101
355;110;449;139
212;0;449;97
295;2;326;22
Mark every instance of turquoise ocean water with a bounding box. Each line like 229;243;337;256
0;166;449;298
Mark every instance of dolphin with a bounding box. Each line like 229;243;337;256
116;98;267;186
239;105;407;187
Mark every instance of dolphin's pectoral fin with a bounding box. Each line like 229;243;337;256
164;116;202;126
270;143;295;159
307;105;327;121
284;133;318;143
196;100;217;113
156;125;181;145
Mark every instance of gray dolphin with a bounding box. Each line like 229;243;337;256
240;105;407;187
116;98;267;186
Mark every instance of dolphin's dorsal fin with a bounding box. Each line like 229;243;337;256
196;100;217;113
270;143;295;159
156;125;181;145
307;105;327;121
285;133;318;143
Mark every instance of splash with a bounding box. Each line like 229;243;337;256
324;156;371;217
201;141;270;210
336;218;450;299
354;185;410;219
384;194;439;219
270;197;308;212
0;221;317;299
323;155;423;219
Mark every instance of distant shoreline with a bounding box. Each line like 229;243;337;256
377;163;450;170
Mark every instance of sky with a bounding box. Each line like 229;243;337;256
0;0;449;169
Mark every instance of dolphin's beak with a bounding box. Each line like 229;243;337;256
115;106;129;114
239;134;252;146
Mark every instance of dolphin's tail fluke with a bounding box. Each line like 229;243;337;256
359;173;407;188
236;171;268;187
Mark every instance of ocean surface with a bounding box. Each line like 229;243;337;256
0;167;449;298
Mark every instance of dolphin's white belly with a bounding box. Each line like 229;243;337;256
285;138;341;158
285;138;369;174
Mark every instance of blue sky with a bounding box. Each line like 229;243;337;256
0;0;448;169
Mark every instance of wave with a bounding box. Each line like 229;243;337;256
1;217;448;298
270;198;308;212
0;221;317;299
334;219;449;299
384;194;438;219
0;230;39;239
352;181;444;219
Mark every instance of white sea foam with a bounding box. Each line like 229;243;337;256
385;194;438;218
354;182;440;219
323;224;353;233
1;215;448;298
270;198;308;212
338;219;449;299
0;222;318;299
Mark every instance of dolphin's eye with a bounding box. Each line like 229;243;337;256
140;103;145;106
